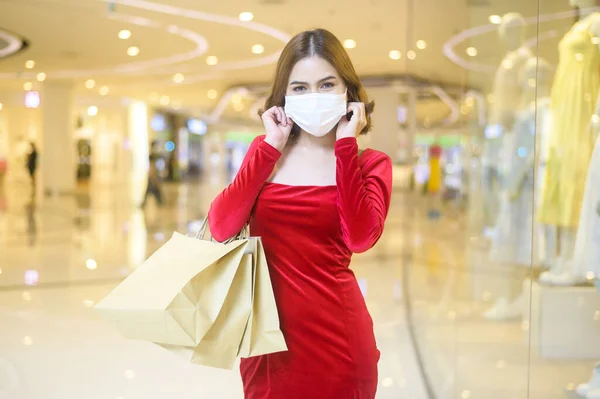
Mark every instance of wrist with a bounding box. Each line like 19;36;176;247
264;136;284;152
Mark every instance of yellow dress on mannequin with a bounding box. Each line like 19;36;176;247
539;15;600;228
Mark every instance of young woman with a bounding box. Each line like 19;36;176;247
208;29;393;399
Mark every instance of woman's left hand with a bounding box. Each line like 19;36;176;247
336;102;366;140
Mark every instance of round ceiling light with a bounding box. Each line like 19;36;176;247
36;72;46;82
85;79;95;89
407;50;416;60
119;30;132;39
87;106;98;116
159;95;170;105
99;86;109;95
252;44;265;54
207;89;218;99
206;56;218;66
173;73;184;83
343;39;357;49
23;82;32;91
489;15;502;25
127;46;140;56
239;12;254;22
389;50;401;60
466;47;478;57
25;60;35;69
416;40;427;50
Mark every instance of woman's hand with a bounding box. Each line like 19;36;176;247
336;102;366;140
262;106;293;152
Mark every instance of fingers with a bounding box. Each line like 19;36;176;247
347;102;366;128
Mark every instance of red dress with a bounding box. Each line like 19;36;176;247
208;135;393;399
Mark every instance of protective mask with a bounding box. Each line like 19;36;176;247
284;91;347;137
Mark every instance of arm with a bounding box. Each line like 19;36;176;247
335;137;393;253
208;135;281;242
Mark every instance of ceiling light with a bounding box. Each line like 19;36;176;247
159;95;170;105
343;39;357;49
127;46;140;56
36;72;46;82
407;50;416;60
239;12;254;22
466;47;478;57
99;86;109;96
85;79;95;89
489;15;502;24
389;50;401;60
416;40;427;50
86;259;97;270
23;82;32;91
252;44;265;54
25;60;35;69
173;73;184;83
207;89;218;99
0;103;3;111
206;56;218;66
118;29;132;39
87;106;98;116
593;37;600;45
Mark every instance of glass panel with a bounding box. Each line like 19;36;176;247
403;1;544;398
529;1;600;398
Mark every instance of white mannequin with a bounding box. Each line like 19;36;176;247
484;57;555;320
482;12;534;230
539;0;600;287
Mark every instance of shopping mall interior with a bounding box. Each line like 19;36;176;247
1;0;600;398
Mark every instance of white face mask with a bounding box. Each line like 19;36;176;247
284;91;347;137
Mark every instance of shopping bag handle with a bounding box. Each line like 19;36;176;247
195;218;249;243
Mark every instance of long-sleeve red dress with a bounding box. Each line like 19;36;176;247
208;135;393;399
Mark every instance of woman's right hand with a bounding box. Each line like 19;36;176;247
262;106;293;152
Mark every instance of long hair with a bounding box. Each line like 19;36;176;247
260;29;374;135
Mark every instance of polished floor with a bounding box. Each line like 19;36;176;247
0;175;596;399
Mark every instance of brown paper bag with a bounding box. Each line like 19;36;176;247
95;231;250;347
238;238;287;358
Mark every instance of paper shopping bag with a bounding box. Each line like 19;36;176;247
95;231;250;347
159;244;254;369
238;238;287;358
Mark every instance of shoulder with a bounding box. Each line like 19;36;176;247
589;16;600;36
360;149;393;179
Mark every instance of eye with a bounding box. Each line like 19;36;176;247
321;82;334;89
292;86;306;92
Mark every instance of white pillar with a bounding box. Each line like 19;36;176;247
364;87;400;159
40;81;76;195
127;101;149;205
406;89;417;165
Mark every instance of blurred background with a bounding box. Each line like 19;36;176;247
1;0;599;398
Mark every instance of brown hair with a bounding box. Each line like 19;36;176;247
260;29;374;135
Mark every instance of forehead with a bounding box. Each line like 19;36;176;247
288;56;340;82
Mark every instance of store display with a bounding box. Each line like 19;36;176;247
484;58;554;320
488;57;555;268
482;12;533;228
538;6;600;285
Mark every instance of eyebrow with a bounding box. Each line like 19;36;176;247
289;76;337;86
